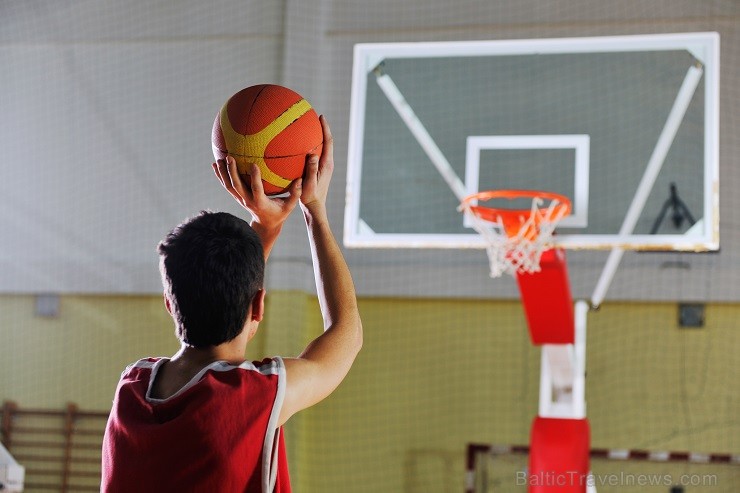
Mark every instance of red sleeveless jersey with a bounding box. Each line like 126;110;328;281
101;357;290;492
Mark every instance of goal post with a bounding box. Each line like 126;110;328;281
466;443;740;493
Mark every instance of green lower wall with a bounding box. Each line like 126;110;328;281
297;298;740;492
297;297;539;492
2;294;738;492
0;295;178;409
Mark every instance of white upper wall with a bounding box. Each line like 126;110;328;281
0;1;286;292
1;0;738;302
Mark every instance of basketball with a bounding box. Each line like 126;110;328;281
212;84;323;195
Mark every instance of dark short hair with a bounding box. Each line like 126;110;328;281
157;211;264;347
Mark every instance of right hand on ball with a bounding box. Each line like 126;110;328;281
300;115;334;217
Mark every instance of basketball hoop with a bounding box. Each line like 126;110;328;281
459;190;571;277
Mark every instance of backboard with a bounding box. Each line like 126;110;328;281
344;33;719;251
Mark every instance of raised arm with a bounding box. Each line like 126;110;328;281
279;116;363;426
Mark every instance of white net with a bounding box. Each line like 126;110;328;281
460;194;571;277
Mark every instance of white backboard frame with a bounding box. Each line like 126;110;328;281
344;32;720;251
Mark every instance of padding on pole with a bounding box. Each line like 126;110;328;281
516;249;574;345
528;416;591;493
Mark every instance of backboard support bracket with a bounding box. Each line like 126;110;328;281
590;64;704;308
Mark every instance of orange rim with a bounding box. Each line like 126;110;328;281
461;190;572;239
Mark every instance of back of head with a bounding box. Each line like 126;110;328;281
157;211;264;347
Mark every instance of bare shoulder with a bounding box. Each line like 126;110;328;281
149;360;203;400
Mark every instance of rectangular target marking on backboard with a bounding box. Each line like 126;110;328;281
463;135;590;229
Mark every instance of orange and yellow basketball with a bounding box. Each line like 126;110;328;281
212;84;322;195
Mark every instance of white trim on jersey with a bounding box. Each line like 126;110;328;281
262;356;286;493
